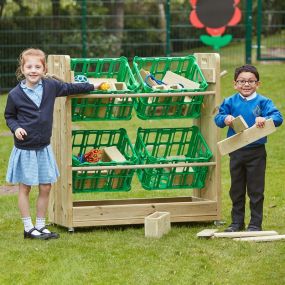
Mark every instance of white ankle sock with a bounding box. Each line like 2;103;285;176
22;217;40;236
35;217;51;234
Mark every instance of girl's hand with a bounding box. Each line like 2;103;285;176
224;115;235;126
94;82;110;91
255;117;266;128
15;128;27;140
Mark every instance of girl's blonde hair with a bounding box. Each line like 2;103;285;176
16;48;47;81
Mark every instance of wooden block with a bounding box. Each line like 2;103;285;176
217;119;276;156
163;71;200;89
145;211;171;238
234;234;285;242
139;69;157;87
101;146;126;163
214;230;278;238
231;115;249;133
114;82;128;91
153;85;167;90
197;229;218;238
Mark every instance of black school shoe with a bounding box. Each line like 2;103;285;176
224;223;245;232
37;227;60;239
24;228;50;240
246;225;262;231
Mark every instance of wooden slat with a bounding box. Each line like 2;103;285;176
234;235;285;242
214;230;278;238
217;119;276;156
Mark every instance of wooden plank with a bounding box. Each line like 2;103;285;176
214;230;278;238
163;71;200;89
217;119;276;156
72;200;219;227
231;115;248;133
193;53;221;218
234;235;285;242
197;229;218;237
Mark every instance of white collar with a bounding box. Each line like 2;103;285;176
239;92;257;101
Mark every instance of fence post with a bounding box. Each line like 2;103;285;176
245;0;253;64
81;0;87;58
166;0;171;56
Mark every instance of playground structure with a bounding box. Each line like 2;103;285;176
47;53;221;231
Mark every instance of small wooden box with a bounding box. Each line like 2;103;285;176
145;211;171;238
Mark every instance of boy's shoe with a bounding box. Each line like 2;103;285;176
24;228;50;240
246;225;262;232
224;223;245;232
37;227;60;239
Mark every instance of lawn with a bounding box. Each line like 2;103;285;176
0;57;284;285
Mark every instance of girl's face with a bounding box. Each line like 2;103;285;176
234;71;260;97
21;55;46;88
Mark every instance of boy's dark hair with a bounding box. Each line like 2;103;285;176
234;65;259;81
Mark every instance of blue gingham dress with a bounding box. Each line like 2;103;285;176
6;81;59;186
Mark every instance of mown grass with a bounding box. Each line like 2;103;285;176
0;58;284;284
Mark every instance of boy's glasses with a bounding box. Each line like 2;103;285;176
235;80;258;86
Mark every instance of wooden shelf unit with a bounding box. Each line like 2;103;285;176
47;53;221;229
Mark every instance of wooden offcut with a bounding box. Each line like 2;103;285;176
145;211;171;238
197;229;218;238
234;235;285;242
163;71;200;89
213;230;278;238
231;115;248;133
217;119;276;156
101;146;126;162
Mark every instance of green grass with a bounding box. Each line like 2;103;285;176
0;59;285;284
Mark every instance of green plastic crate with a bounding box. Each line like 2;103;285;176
132;55;208;119
71;57;140;121
134;126;212;190
72;128;138;193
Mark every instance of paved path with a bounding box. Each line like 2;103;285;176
0;185;18;195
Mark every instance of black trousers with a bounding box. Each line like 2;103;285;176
229;145;266;227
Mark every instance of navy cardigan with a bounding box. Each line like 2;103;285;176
4;78;94;150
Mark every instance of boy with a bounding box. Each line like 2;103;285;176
214;65;283;232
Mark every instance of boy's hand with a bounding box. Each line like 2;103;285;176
15;128;27;140
224;115;235;126
255;117;266;128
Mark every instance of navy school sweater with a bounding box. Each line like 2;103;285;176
4;78;95;150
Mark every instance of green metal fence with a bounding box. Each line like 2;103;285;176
256;0;285;61
0;0;284;93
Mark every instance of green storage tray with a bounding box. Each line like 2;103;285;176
132;55;208;119
71;57;140;121
72;128;138;193
134;126;212;190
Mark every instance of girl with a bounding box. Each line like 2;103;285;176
4;48;105;239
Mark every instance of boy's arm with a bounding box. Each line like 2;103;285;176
263;99;283;127
214;99;232;128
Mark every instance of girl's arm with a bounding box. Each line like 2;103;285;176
4;95;21;133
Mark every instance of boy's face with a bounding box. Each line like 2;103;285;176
234;71;260;97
